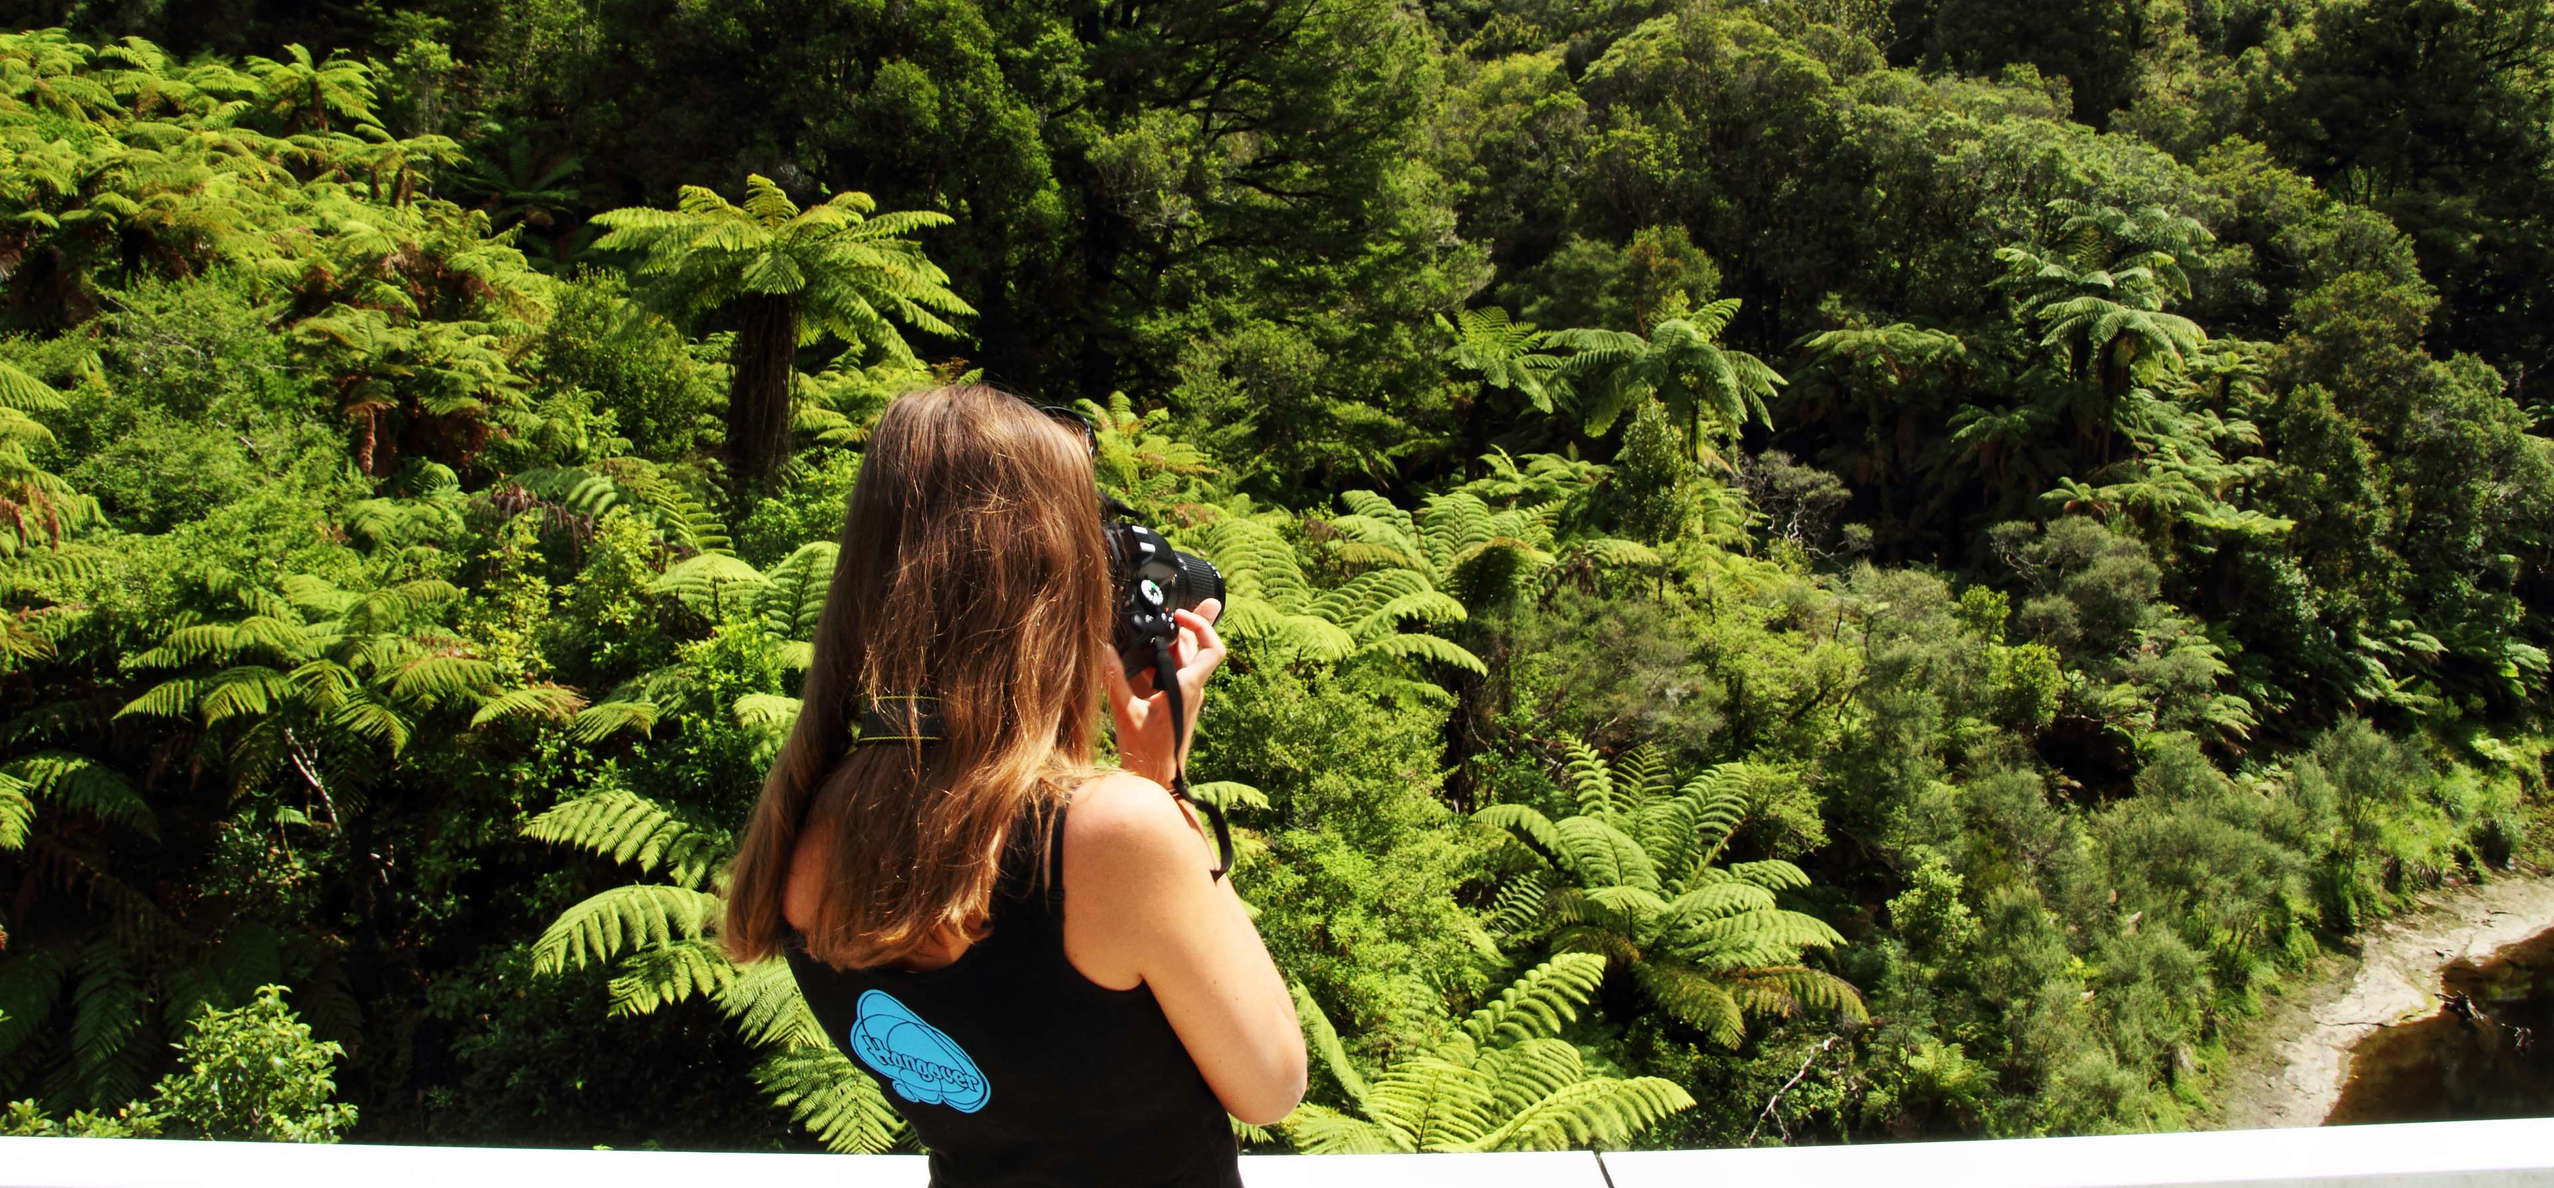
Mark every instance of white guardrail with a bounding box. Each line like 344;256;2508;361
4;1117;2554;1187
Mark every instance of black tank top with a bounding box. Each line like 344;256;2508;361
782;793;1244;1187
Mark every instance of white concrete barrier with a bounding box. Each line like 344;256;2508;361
1603;1118;2554;1188
3;1118;2550;1188
0;1138;1612;1187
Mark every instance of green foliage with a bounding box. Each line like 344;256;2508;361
1550;300;1784;465
1440;307;1566;413
1281;954;1697;1152
2;1097;164;1137
1476;738;1864;1047
1193;661;1501;1060
3;8;2552;1155
524;781;904;1152
590;174;971;489
148;985;357;1142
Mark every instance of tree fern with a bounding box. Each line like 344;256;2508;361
592;174;972;487
1182;512;1464;672
118;572;497;769
1438;307;1566;413
508;460;732;554
522;787;905;1151
1281;953;1691;1153
1474;738;1863;1046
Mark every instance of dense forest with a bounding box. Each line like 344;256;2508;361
2;0;2550;1152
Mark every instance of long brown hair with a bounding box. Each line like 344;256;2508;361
721;384;1113;969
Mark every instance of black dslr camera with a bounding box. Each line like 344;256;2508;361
1100;494;1225;680
1097;494;1234;879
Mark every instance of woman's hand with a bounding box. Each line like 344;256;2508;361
1102;597;1226;789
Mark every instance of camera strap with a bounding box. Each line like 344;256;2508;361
1151;635;1234;882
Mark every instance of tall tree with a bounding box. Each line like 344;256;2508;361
590;176;973;493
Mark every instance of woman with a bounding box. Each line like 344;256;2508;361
721;384;1305;1187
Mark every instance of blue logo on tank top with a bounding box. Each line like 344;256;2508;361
849;989;991;1113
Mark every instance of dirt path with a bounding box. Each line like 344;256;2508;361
2211;871;2554;1130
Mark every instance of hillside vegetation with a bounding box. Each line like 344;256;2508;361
1;0;2549;1150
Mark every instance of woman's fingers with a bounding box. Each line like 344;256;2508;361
1174;608;1228;680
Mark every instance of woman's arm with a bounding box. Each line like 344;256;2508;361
1066;772;1306;1125
1084;600;1307;1124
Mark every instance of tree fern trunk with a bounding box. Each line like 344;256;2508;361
728;293;800;495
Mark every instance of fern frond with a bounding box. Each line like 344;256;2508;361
383;652;498;707
1476;1036;1588;1119
531;884;722;974
754;1046;907;1153
757;542;836;638
1336;491;1418;550
1370;1054;1497;1151
1738;966;1869;1023
717;958;831;1051
1549;817;1660;891
649;551;768;620
1632;961;1747;1047
0;949;68;1061
1280;1102;1408;1154
4;752;156;839
1348;591;1468;641
1352;632;1485;675
522;788;728;886
1459;952;1606;1047
0;774;30;851
69;940;147;1104
469;682;588;728
1561;739;1624;820
1455;1073;1696;1152
568;699;661;743
1486;868;1554;939
607;936;737;1015
1307;567;1433;628
1291;981;1372;1110
1615;745;1673;807
1187;781;1271;813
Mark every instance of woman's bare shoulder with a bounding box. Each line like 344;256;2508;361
1064;771;1211;885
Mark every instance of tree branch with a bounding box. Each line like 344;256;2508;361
1745;1034;1841;1145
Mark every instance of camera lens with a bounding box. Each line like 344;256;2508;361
1171;552;1224;612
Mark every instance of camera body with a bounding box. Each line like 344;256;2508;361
1101;497;1224;679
